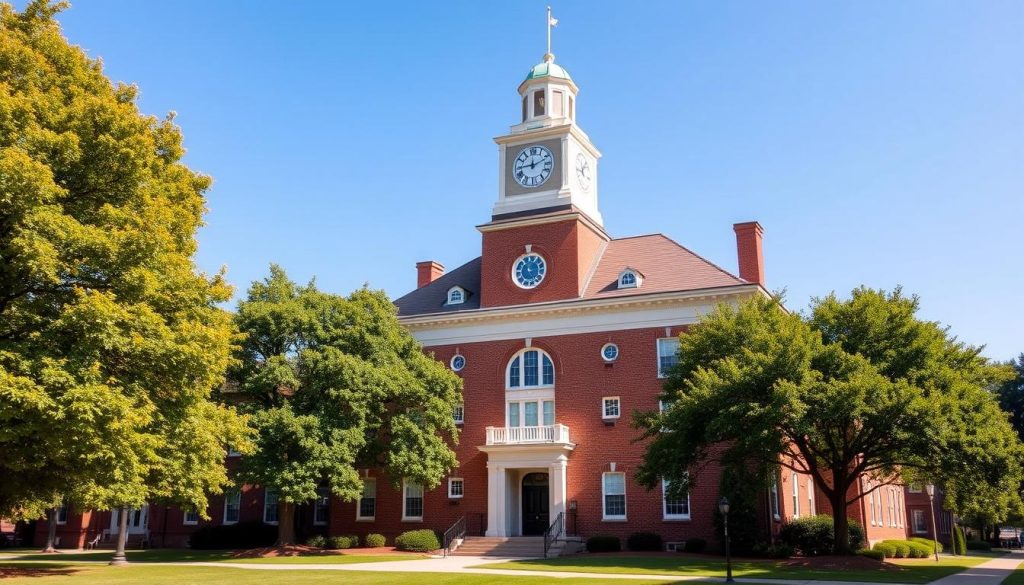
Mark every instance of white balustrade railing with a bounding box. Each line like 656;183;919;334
485;424;571;446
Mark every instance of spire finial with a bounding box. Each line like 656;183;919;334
544;6;558;63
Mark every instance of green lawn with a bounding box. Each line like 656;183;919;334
0;564;680;585
479;553;998;583
0;548;425;564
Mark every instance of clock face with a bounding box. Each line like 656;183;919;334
513;253;547;288
513;145;554;188
575;153;591;191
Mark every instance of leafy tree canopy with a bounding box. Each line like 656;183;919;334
636;288;1023;553
0;0;251;520
229;266;462;543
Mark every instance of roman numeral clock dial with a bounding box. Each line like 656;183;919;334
513;145;554;188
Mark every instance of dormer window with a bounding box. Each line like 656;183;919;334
533;90;545;116
446;286;466;305
618;268;643;289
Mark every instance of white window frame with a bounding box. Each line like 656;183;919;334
506;399;555;427
506;348;555;389
263;489;279;525
226;445;241;457
657;337;680;378
618;270;639;289
602;396;621;420
868;487;876;526
314;487;329;526
183;509;199;526
446;286;466;305
357;478;376;522
56;502;68;525
223;490;241;525
602;472;627;521
453;403;464;425
791;473;800;519
662;479;691;520
912;509;928;534
402;479;424;522
808;480;815;516
448;478;464;499
770;477;781;520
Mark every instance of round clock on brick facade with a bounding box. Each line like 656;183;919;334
513;253;547;288
512;145;554;188
450;354;466;372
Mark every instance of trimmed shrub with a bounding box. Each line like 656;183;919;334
779;515;864;556
889;541;911;558
189;521;278;550
627;532;663;552
327;535;352;550
365;533;386;548
395;529;440;552
953;526;967;555
905;541;930;558
684;538;708;553
858;548;886;561
966;540;992;551
750;543;793;558
873;542;898;559
306;534;326;548
909;537;943;554
586;536;621;553
345;534;359;548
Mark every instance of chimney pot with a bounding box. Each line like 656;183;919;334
416;260;445;289
733;221;765;288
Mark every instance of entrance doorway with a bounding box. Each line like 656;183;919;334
110;506;148;535
521;472;549;535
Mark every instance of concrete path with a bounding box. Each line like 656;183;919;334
927;554;1024;585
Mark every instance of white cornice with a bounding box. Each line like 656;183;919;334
494;124;601;159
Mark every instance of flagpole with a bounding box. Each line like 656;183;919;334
546;6;552;57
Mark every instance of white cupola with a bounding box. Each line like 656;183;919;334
511;53;579;135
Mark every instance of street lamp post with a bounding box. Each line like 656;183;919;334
719;496;734;583
925;484;940;562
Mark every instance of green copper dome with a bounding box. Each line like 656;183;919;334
524;60;572;83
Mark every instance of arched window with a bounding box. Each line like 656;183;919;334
447;286;465;305
507;348;554;389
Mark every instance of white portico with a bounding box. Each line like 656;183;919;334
479;428;574;537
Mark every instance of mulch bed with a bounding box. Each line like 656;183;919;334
229;545;410;558
566;550;902;571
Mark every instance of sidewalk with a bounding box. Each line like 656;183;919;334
926;554;1024;585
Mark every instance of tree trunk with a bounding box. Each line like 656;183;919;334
110;506;129;566
277;501;296;546
830;480;851;554
42;507;57;553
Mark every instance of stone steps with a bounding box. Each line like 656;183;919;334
451;536;550;557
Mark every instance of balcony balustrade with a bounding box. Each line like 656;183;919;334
484;424;571;446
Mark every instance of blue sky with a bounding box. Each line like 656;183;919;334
50;1;1022;360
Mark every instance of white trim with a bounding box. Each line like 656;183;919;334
357;478;376;522
602;396;621;420
511;252;548;289
223;490;241;525
448;478;464;499
792;473;800;519
912;509;928;534
506;348;555;390
657;337;680;379
450;354;466;372
770;477;781;520
808;480;815;516
263;489;279;525
402;479;424;522
453;403;465;425
617;269;642;289
183;509;199;526
662;479;691;520
446;286;466;306
601;342;619;362
56;502;68;525
602;471;627;521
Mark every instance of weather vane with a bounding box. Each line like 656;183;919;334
545;6;558;62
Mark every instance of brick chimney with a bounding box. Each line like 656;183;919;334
416;260;445;289
733;221;765;287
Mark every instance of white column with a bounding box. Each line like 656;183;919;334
550;455;568;523
486;464;506;537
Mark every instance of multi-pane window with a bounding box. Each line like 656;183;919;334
403;480;423;521
791;473;800;518
183;509;199;525
508;349;554;388
508;400;554;427
770;477;781;519
447;288;463;305
603;397;621;419
358;479;376;520
525;401;539;426
448;478;464;499
542;401;554;426
602;472;626;520
508;402;520;427
912;509;928;534
662;479;691;520
263;490;279;524
56;502;69;525
619;271;637;288
224;490;241;524
453;404;464;425
314;487;329;526
657;338;680;378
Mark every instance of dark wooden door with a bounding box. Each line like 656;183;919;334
522;473;549;536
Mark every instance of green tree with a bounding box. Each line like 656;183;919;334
636;288;1023;554
0;0;252;556
996;355;1024;440
230;266;462;545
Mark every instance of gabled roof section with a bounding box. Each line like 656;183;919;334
394;257;481;316
582;234;743;299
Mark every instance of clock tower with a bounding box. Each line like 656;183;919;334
478;41;610;309
492;52;602;226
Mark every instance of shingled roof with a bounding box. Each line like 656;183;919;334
393;234;745;318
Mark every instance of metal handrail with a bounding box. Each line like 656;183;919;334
543;511;564;558
442;515;466;557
